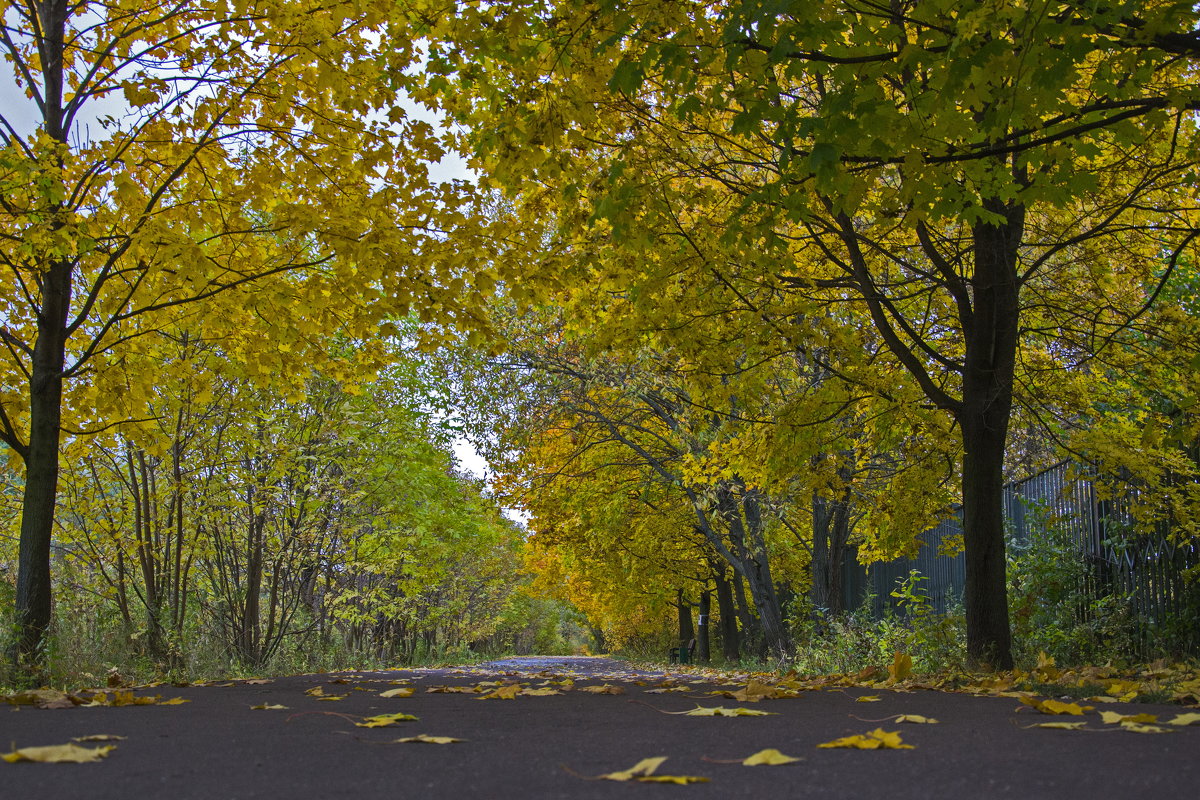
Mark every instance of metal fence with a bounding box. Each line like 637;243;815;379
841;461;1200;653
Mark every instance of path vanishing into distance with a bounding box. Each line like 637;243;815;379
3;656;1199;799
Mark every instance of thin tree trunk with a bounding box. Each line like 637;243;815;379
696;590;711;663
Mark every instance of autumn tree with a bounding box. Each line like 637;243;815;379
428;0;1200;668
0;1;494;669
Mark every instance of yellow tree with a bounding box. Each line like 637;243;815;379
0;0;490;668
429;0;1200;668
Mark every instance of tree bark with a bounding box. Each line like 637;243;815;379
958;198;1024;670
696;590;711;663
711;563;740;661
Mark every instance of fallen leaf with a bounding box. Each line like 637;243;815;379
71;735;126;743
243;679;273;685
82;691;157;708
426;686;477;694
888;653;913;683
519;688;563;697
1167;712;1200;726
158;697;190;706
1120;722;1172;734
669;705;776;717
1026;721;1088;730
894;715;938;724
742;748;803;766
251;704;289;710
856;695;882;703
1018;697;1092;716
380;688;415;698
2;744;115;763
304;687;326;697
817;728;913;750
578;684;625;695
356;713;419;728
477;685;521;700
316;696;347;702
1099;711;1158;725
394;734;465;744
592;756;708;784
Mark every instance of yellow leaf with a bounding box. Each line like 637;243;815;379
599;756;668;781
670;705;777;717
1167;712;1200;726
159;697;190;705
894;715;938;724
394;734;466;744
380;688;415;698
728;680;781;702
2;744;115;763
519;688;563;696
742;748;803;765
578;684;624;695
1120;722;1172;734
888;652;913;683
71;735;126;743
477;684;521;700
638;775;710;784
856;695;882;703
316;696;347;702
243;679;273;685
1027;721;1088;730
251;704;289;710
1019;697;1092;716
818;728;913;750
1099;711;1158;725
305;687;326;697
356;713;419;728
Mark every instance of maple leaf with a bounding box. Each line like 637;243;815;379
887;653;913;683
894;715;938;724
380;688;415;698
1099;711;1158;725
669;705;776;717
2;744;116;763
817;728;914;750
477;684;521;700
742;748;803;766
1119;722;1172;734
578;684;624;695
855;695;882;703
1018;697;1092;716
356;713;419;728
519;688;563;696
593;756;708;784
1167;712;1200;726
394;734;466;744
159;697;190;705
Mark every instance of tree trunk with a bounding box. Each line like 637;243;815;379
712;564;740;661
676;588;694;647
959;199;1024;670
696;590;711;663
810;486;852;616
10;0;71;675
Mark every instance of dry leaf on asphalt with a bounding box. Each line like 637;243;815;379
519;688;563;697
742;748;803;765
380;688;415;698
667;705;776;717
1018;697;1093;716
1099;711;1158;725
1026;721;1089;730
476;684;521;700
159;697;190;705
578;684;624;695
1167;713;1200;726
243;680;273;685
855;695;882;703
817;728;914;750
1119;722;1172;734
591;757;708;784
394;734;466;744
71;735;126;743
2;744;116;763
251;704;289;710
894;715;938;724
356;712;419;728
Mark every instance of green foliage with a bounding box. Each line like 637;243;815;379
1007;503;1140;665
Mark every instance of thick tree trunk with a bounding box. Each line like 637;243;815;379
675;588;694;647
10;0;71;675
959;199;1024;670
810;488;852;616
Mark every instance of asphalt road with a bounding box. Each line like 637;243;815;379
2;656;1196;799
